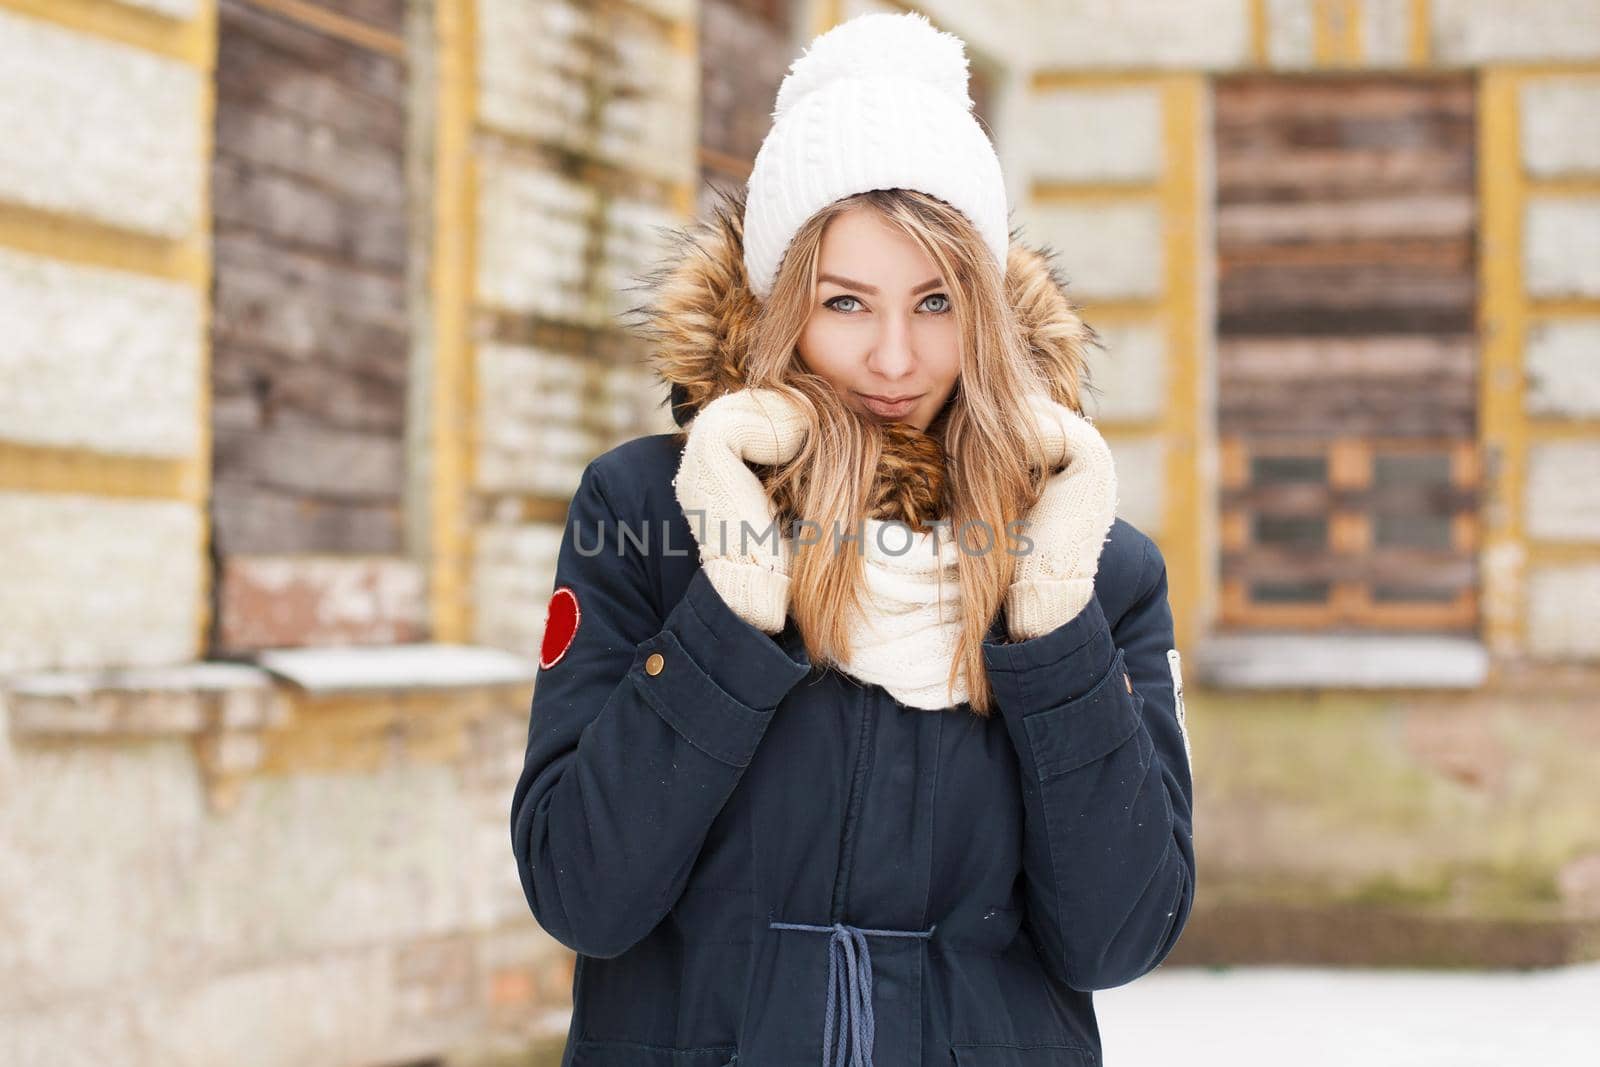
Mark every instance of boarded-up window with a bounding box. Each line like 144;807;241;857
209;0;419;652
1214;74;1479;632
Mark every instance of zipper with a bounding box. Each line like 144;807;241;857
830;683;876;921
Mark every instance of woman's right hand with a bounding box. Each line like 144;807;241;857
672;388;810;633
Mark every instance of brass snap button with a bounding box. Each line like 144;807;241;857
1124;671;1132;694
645;652;665;676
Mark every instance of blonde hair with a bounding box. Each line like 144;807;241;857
743;189;1072;716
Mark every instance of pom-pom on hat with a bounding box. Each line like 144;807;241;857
742;12;1010;301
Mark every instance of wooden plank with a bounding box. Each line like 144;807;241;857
1219;548;1477;588
1220;482;1479;515
248;0;406;37
213;229;405;315
1219;336;1475;379
213;354;407;435
212;101;406;208
1218;394;1475;436
211;158;408;271
213;413;406;499
1217;195;1475;243
1218;265;1476;312
217;2;406;133
220;1;405;93
1219;235;1473;271
1213;73;1473;122
211;478;403;555
213;232;407;348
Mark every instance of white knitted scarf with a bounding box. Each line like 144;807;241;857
823;517;968;710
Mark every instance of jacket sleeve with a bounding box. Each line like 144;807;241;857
509;458;813;959
981;536;1196;991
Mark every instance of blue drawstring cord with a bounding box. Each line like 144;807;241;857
768;919;937;1067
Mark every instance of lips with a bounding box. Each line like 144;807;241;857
859;393;921;418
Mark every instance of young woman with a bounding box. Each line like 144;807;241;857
511;13;1195;1067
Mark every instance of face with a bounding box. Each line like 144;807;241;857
795;206;962;432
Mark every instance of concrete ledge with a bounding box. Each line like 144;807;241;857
2;644;538;735
1193;633;1490;690
254;643;537;695
2;661;281;735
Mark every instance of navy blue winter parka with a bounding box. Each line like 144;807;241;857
510;199;1197;1067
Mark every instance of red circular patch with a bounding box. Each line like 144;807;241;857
540;586;581;670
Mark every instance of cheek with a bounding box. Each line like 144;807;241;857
925;321;963;385
797;319;853;382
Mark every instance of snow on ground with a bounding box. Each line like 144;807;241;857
1094;962;1600;1066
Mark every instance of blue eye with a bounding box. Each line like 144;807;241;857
824;293;951;314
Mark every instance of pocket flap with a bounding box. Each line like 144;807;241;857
951;1042;1095;1066
947;1043;1100;1067
571;1039;738;1066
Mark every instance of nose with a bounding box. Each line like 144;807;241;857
865;308;916;382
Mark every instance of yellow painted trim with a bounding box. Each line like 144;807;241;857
1525;542;1600;566
1408;0;1431;67
671;15;698;219
1031;181;1163;203
1526;177;1600;198
431;0;475;643
241;0;406;57
1313;0;1335;66
814;0;843;36
1312;0;1363;68
1033;70;1200;91
1474;61;1600;77
191;0;218;658
1525;421;1600;442
0;202;206;285
1528;299;1600;318
0;0;212;66
1347;0;1366;66
1477;69;1528;659
1075;299;1166;323
1093;417;1166;437
1159;76;1207;654
1250;0;1269;68
0;443;194;499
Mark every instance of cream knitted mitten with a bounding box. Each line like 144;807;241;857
672;388;810;633
1006;392;1119;642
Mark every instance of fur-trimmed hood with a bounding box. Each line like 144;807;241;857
624;186;1100;529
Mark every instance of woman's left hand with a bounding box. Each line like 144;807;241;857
1006;392;1119;641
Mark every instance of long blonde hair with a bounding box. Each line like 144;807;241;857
743;189;1066;716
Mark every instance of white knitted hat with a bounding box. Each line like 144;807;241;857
742;11;1010;301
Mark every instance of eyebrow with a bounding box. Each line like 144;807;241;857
818;273;945;296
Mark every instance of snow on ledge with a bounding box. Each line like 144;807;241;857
1192;633;1490;690
254;643;537;695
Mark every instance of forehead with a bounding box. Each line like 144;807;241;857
816;207;938;283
